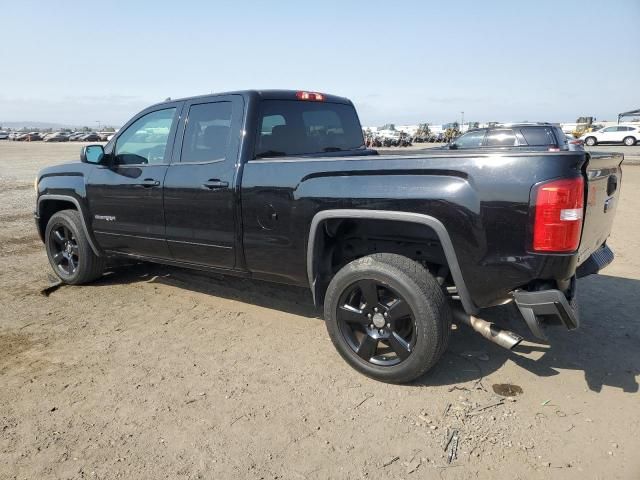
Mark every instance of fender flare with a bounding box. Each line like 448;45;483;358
306;209;477;314
37;194;102;256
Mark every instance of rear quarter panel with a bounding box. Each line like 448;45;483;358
240;151;588;308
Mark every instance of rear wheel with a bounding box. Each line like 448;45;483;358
324;253;451;383
585;136;597;146
623;136;636;146
45;209;105;284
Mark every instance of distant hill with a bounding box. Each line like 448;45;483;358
0;121;68;130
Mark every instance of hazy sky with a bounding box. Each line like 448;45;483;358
1;0;638;127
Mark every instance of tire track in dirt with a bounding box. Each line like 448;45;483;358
0;234;42;257
0;212;33;223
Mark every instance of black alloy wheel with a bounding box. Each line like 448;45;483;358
336;279;415;366
324;253;451;383
48;224;80;275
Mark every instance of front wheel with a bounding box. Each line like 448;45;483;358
324;253;451;383
623;136;636;146
45;209;105;285
585;136;597;146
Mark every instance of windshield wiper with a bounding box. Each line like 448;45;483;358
256;150;286;159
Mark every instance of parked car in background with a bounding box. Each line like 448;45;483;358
68;132;85;141
446;123;573;151
0;131;9;140
78;133;101;142
43;132;70;142
565;134;585;151
16;132;42;141
581;125;639;146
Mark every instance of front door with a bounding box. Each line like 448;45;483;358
163;95;244;268
599;126;622;143
87;105;181;258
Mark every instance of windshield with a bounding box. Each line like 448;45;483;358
255;100;364;158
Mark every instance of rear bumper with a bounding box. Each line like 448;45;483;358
514;288;579;339
513;244;613;339
576;243;614;278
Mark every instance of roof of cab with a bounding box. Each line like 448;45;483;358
148;89;353;109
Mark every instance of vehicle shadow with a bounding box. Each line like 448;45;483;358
420;274;640;393
95;261;319;319
96;264;639;393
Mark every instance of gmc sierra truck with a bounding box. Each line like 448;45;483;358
35;90;622;383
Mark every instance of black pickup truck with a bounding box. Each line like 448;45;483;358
35;90;622;383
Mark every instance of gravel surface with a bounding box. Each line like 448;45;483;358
1;142;639;479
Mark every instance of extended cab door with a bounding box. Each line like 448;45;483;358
87;103;182;258
163;95;244;268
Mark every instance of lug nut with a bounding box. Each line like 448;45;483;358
384;312;388;317
367;313;372;318
378;329;384;335
387;323;391;328
370;324;374;329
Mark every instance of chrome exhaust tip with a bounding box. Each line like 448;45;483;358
452;309;523;350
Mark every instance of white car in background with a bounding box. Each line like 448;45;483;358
581;124;639;146
0;131;9;140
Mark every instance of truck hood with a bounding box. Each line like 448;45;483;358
38;161;93;179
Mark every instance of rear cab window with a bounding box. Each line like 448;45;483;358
255;100;364;158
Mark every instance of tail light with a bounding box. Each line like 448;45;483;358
531;177;584;252
296;91;324;101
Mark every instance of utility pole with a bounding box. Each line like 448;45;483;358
461;111;464;130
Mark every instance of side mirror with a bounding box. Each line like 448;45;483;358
449;143;458;150
81;144;104;164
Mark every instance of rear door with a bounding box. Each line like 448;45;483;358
163;95;244;268
483;129;517;147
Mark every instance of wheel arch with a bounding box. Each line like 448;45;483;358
37;194;102;256
306;209;477;314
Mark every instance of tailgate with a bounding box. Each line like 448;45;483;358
577;151;623;265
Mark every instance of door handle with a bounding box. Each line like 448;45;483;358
202;179;229;190
607;175;617;196
137;178;160;188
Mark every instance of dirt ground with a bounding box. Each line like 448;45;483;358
1;142;639;480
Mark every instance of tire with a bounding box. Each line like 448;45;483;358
623;136;636;146
324;253;451;383
45;209;105;285
585;136;597;146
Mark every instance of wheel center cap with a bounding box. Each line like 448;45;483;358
372;313;386;328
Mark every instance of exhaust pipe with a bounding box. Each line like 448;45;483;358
452;309;523;350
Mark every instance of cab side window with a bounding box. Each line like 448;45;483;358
181;102;233;163
114;108;176;165
453;129;486;148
